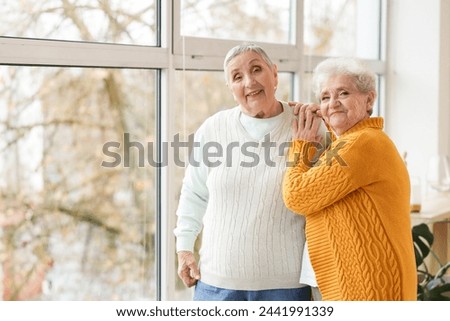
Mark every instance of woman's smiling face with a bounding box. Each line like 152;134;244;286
226;51;279;118
319;74;375;135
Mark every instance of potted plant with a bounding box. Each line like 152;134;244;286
412;223;450;300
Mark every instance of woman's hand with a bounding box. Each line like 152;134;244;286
288;102;323;142
177;251;201;287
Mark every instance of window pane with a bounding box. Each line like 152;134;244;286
172;70;293;299
304;0;381;59
181;0;293;44
0;0;157;46
0;66;156;300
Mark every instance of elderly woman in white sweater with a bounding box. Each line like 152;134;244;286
174;43;317;301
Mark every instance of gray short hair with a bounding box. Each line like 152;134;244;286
223;43;274;83
312;57;376;102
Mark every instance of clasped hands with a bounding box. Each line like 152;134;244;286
288;101;323;143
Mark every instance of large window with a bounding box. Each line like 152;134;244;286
0;66;156;300
0;0;386;301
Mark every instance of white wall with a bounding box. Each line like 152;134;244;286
440;0;450;156
385;0;450;188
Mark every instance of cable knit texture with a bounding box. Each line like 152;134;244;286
197;104;306;290
283;117;417;300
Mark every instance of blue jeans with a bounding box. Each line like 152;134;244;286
193;280;311;301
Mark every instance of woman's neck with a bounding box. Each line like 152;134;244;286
246;100;283;119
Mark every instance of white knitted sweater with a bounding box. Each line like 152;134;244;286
175;102;311;290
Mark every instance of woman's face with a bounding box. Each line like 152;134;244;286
319;74;375;136
226;51;279;118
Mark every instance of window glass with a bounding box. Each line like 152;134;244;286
0;0;157;45
0;66;156;300
172;70;293;299
304;0;381;59
180;0;293;44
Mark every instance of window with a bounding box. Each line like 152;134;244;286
180;0;294;44
0;66;156;300
0;0;158;46
304;0;382;59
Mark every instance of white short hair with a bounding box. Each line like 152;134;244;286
312;57;376;101
223;43;274;83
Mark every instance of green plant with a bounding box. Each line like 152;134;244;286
412;223;450;300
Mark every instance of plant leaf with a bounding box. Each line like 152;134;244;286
412;223;434;267
424;283;450;301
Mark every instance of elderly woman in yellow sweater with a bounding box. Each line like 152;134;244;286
282;57;417;300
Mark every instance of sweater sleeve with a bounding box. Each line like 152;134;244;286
282;131;379;215
173;124;209;252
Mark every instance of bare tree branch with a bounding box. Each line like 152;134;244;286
56;205;121;236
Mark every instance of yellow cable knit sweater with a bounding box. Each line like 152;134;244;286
283;117;417;300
